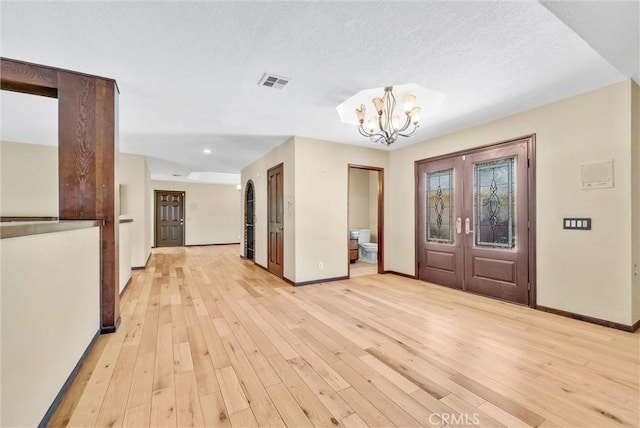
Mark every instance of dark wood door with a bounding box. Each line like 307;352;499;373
463;142;529;304
417;157;464;288
267;164;284;277
155;190;184;247
416;138;532;305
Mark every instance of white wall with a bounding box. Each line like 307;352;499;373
120;153;151;267
387;80;636;325
144;160;152;265
151;180;241;246
632;82;640;324
0;141;57;216
240;137;296;280
293;137;388;282
0;143;153;270
369;171;378;243
119;221;132;293
348;168;370;230
1;226;100;427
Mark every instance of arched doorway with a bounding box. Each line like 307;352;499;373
245;181;255;260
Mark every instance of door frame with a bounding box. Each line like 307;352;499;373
348;164;385;276
267;163;284;278
414;134;536;307
154;189;186;248
244;180;255;260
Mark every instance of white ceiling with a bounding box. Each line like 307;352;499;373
1;1;638;183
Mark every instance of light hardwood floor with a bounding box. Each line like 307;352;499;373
50;245;639;427
349;261;378;278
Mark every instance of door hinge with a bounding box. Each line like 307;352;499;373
527;282;531;290
527;158;530;168
416;175;419;183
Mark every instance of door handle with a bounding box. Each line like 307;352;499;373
456;217;462;234
465;218;473;235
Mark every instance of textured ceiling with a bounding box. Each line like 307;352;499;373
1;1;637;183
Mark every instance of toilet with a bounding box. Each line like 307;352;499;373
357;229;378;264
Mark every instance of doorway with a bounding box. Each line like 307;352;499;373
348;165;384;277
245;180;255;260
415;135;535;306
154;190;185;247
267;163;284;277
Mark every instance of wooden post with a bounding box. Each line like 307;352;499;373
1;58;121;333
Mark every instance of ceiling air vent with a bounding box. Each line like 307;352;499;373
258;73;290;89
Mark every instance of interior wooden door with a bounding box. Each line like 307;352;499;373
267;164;284;277
463;142;529;304
155;190;185;247
417;157;464;288
416;137;533;305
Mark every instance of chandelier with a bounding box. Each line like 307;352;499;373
355;86;421;146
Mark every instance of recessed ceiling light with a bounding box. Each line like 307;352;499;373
203;149;212;154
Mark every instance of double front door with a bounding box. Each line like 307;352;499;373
416;137;533;305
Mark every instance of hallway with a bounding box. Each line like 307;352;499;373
51;245;639;427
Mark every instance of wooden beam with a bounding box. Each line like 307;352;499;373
0;59;58;97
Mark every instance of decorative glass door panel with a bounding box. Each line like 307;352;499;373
426;169;454;244
474;158;515;249
417;138;532;305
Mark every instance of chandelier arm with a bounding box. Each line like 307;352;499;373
397;114;412;133
377;112;385;136
371;135;384;145
358;124;387;141
358;125;373;138
398;124;420;138
387;88;396;135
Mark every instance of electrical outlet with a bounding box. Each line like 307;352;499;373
318;261;324;270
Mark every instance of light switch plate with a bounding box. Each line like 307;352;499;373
563;218;591;230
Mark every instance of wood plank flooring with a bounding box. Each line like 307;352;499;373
50;245;640;427
349;261;377;278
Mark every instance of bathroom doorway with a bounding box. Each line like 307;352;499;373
348;165;384;277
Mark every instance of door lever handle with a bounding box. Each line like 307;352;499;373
456;217;462;234
465;218;473;235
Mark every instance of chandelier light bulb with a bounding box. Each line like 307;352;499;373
410;106;421;124
403;94;416;113
355;104;366;123
368;117;377;132
391;115;400;130
372;97;384;115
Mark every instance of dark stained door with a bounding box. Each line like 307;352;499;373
417;157;464;288
463;142;529;304
417;138;532;305
245;181;255;260
267;164;284;277
155;190;184;247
